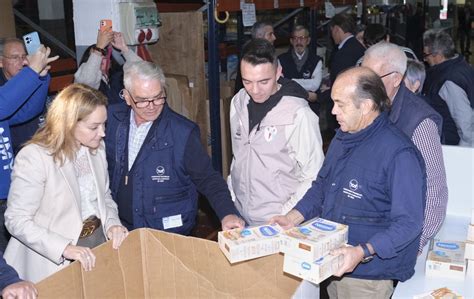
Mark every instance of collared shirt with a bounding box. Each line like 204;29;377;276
295;50;306;60
338;35;354;49
128;111;153;170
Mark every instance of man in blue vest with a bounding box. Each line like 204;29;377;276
0;251;37;298
362;42;448;254
105;61;244;235
422;29;474;147
278;25;323;110
271;66;426;297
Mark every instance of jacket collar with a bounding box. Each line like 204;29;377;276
335;112;388;148
389;82;408;123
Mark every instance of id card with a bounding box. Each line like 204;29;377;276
163;214;183;229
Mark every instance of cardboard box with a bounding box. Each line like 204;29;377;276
425;239;466;280
413;287;463;299
467;224;474;242
218;224;283;264
467;259;474;277
280;218;348;262
464;241;474;260
283;253;344;284
37;228;300;298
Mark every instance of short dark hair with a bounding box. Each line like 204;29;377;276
363;23;388;47
351;67;390;112
330;13;356;34
241;38;277;67
251;21;273;39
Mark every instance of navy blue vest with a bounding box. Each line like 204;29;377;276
279;50;321;81
423;55;474;145
390;83;443;140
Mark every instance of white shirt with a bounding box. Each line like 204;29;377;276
128;111;153;170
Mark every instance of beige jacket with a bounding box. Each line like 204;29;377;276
4;143;122;283
228;89;324;225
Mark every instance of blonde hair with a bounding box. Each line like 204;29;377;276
29;83;107;165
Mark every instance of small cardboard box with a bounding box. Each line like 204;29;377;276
37;228;300;298
218;224;283;264
464;241;474;260
280;218;348;262
413;287;463;299
283;252;344;284
467;224;474;242
425;239;466;280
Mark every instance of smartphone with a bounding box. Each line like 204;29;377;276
23;31;41;55
99;19;112;32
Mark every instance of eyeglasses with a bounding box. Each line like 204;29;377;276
379;71;398;79
423;52;433;59
291;36;309;41
125;89;166;109
3;54;27;61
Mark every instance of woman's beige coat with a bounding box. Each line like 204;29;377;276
4;143;122;283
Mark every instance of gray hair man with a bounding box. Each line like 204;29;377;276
405;59;426;94
362;42;448;253
272;67;426;298
105;61;244;235
251;21;276;44
422;29;474;147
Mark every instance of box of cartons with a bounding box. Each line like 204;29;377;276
464;241;474;260
280;218;348;262
36;228;301;298
413;287;463;299
218;224;283;263
425;239;466;280
283;252;344;284
467;224;474;242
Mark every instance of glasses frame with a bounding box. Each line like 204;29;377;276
2;54;28;62
379;71;398;79
124;89;167;109
290;36;309;41
423;52;433;59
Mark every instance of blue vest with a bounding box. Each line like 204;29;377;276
106;104;198;235
279;50;321;81
390;83;443;140
423;55;474;145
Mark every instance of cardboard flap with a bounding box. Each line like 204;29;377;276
37;228;300;298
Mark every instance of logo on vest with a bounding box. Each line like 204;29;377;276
343;179;362;199
264;126;277;142
151;165;170;183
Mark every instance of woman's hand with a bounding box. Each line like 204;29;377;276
107;225;128;249
62;244;96;271
111;32;129;53
96;30;114;49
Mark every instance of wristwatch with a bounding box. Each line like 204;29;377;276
360;243;374;264
92;45;107;56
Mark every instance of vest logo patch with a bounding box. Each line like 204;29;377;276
264;126;277;142
152;165;170;183
343;179;362;199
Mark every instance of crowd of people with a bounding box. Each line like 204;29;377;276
0;11;472;299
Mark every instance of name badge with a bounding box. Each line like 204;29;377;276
163;214;183;229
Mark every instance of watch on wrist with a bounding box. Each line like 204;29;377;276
360;243;374;264
92;45;107;56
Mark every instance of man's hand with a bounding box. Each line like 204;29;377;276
330;245;364;277
2;281;37;299
111;32;129;53
269;215;295;230
221;214;245;230
308;91;318;102
27;45;59;76
107;225;129;249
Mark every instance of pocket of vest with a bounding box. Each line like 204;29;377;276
341;214;389;227
154;191;188;203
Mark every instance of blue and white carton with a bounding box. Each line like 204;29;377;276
280;218;348;262
425;239;466;280
283;252;344;284
218;224;283;263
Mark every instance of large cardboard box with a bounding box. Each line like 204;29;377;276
218;224;283;264
37;228;300;298
280;218;348;262
425;239;466;280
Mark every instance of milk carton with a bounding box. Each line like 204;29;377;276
413;287;464;299
218;224;283;263
283;252;344;284
425;239;466;280
280;218;348;261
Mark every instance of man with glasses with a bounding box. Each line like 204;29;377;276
362;42;448;255
422;29;474;147
0;38;57;252
105;61;245;235
278;25;323;111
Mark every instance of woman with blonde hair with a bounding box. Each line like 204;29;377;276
4;83;128;282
